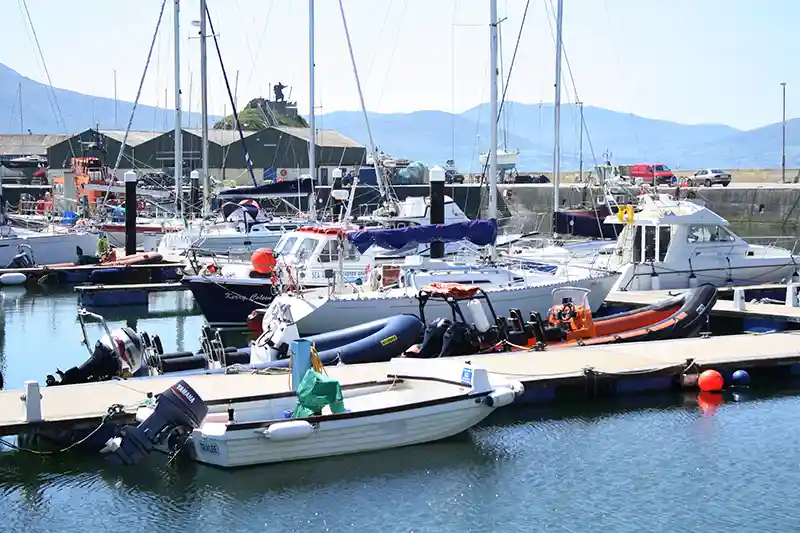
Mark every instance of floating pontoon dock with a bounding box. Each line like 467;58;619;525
2;331;800;437
75;282;189;306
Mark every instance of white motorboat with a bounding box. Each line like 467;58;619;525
479;148;519;171
264;254;617;336
508;193;800;292
122;358;523;468
0;224;98;267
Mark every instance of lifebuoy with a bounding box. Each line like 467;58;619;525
279;169;288;177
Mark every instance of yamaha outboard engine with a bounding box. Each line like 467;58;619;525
46;327;144;386
105;380;208;466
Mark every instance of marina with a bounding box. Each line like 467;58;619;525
1;0;799;529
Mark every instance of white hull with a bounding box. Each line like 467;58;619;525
191;396;493;468
614;261;800;292
270;273;617;335
158;231;284;257
0;230;98;265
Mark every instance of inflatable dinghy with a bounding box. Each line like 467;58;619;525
404;282;718;358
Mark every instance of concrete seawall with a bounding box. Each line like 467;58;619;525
314;183;800;232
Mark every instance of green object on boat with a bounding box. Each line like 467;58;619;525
291;369;345;419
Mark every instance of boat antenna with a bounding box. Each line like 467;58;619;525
205;5;258;187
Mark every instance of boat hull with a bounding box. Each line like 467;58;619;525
182;275;276;328
0;231;98;266
270;273;618;336
189;396;493;468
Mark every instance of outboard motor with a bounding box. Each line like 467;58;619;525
46;327;144;386
104;380;208;466
6;246;34;269
251;303;299;364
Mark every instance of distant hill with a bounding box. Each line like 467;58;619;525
0;62;216;134
2;62;796;170
316;103;753;171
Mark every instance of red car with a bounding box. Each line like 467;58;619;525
629;163;675;185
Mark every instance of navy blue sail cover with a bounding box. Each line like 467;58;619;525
347;219;497;253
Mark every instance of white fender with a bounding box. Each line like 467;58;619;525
259;420;313;441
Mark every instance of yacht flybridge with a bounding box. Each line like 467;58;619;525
510;193;800;292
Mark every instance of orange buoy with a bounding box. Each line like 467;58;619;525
698;369;724;392
251;248;277;275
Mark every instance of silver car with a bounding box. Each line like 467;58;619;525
692;168;731;187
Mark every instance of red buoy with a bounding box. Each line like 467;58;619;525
698;369;724;392
251;248;277;275
697;391;724;415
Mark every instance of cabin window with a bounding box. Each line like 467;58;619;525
295;238;318;259
318;240;360;262
643;226;656;261
275;236;296;254
687;225;735;244
658;226;672;261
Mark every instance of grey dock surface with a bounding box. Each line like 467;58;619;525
606;288;800;322
1;332;799;437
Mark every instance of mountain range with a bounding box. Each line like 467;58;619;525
1;62;797;170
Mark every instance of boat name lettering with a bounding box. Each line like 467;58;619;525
223;292;272;301
199;441;219;455
175;383;196;404
460;367;474;386
310;270;364;279
380;334;398;346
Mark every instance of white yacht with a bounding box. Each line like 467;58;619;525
0;224;98;267
507;193;800;292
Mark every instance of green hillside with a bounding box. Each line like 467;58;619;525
213;98;308;130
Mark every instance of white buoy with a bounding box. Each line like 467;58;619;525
733;288;746;311
650;272;661;291
786;283;798;308
0;272;26;286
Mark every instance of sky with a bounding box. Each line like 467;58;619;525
2;0;798;131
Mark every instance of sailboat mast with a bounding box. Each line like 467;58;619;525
488;0;498;221
173;0;183;218
552;0;564;221
308;0;317;184
200;0;210;216
337;0;386;198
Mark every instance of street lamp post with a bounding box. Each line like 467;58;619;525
781;82;787;184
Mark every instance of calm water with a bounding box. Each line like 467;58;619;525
2;224;800;532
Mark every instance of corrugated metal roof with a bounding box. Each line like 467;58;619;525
0;134;73;155
183;128;257;146
98;130;163;147
272;126;363;148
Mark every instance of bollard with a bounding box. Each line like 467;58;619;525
124;171;137;256
429;165;445;259
786;283;798;307
21;380;43;422
290;339;313;392
733;288;746;311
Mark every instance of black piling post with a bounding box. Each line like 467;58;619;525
124;171;137;256
429;165;445;259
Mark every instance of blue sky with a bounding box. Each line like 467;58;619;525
2;0;797;130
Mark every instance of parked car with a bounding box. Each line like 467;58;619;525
690;168;731;187
629;163;675;185
445;169;464;184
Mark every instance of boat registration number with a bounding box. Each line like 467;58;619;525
199;441;219;455
461;367;474;386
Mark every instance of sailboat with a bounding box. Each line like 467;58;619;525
259;0;618;336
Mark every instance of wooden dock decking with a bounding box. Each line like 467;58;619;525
1;331;799;437
606;288;800;323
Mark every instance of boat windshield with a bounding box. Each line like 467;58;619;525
274;234;298;255
551;287;591;308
